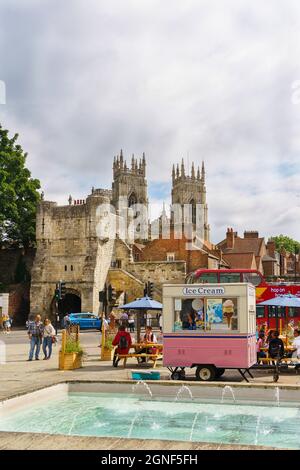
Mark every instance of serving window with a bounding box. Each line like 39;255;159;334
173;297;239;332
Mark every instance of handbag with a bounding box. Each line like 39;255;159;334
51;336;57;344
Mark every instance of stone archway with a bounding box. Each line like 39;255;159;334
60;290;82;315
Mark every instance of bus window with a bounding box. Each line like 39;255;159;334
198;273;218;283
256;306;265;319
220;273;241;283
288;307;300;318
243;272;263;287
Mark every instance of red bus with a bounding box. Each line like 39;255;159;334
187;269;300;329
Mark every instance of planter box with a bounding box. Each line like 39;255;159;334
101;348;113;361
59;351;82;370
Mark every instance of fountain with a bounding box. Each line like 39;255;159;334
175;385;194;402
274;387;280;407
254;415;261;445
221;385;236;403
189;412;199;441
127;411;139;438
132;380;153;398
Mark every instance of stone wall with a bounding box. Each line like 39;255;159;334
30;193;115;318
127;261;186;290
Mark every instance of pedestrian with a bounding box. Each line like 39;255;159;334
27;314;44;361
256;332;266;363
128;313;135;333
159;313;163;333
292;329;300;359
42;318;56;360
112;324;132;367
3;315;11;334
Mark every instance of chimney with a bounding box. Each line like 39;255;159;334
244;231;259;239
267;240;276;258
226;228;235;249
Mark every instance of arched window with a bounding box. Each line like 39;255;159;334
190;199;196;225
128;192;137;208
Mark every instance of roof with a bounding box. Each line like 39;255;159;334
222;237;265;256
222;252;257;270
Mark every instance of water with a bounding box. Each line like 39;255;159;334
1;392;300;449
175;385;193;402
275;387;280;407
221;386;236;404
132;381;153;398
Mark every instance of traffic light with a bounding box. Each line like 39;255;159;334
144;283;148;296
146;281;154;298
108;284;117;304
60;282;66;299
148;282;154;298
55;284;60;301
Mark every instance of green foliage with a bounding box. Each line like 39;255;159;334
104;334;114;351
0;124;41;247
65;338;84;355
270;235;300;254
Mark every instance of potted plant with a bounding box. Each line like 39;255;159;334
101;334;114;361
59;333;85;370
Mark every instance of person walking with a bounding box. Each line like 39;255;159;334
128;313;135;333
42;318;56;360
28;315;44;361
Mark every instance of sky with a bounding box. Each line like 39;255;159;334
0;0;300;244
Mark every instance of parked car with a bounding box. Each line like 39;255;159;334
66;313;102;330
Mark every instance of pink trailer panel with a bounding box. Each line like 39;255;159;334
163;334;256;369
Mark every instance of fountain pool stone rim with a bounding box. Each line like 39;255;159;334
0;380;300;450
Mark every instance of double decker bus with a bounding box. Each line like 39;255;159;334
187;269;300;329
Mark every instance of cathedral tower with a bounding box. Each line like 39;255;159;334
111;150;148;210
171;159;210;241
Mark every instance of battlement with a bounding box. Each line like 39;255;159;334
172;159;205;184
113;149;146;178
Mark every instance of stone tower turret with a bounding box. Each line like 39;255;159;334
171;160;210;241
111;149;148;210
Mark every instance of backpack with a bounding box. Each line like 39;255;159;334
119;334;129;349
269;340;282;358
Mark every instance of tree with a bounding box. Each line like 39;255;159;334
270;235;300;254
0;124;41;248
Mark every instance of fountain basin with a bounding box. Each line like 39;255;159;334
1;382;300;449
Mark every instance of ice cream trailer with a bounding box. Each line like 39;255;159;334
163;283;257;381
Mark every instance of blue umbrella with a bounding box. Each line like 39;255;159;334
118;296;162;342
258;294;300;331
118;296;163;310
258;295;300;308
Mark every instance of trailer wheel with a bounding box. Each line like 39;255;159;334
215;368;225;378
195;365;216;382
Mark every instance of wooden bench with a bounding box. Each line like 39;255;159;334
115;352;163;368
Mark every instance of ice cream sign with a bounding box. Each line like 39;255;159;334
183;286;225;296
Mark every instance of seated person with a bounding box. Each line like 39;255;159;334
256;332;266;362
188;311;197;330
291;329;300;360
268;330;285;362
137;326;158;362
112;325;132;367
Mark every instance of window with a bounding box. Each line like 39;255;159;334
199;273;218;283
256;306;265;319
65;265;67;271
267;306;286;319
288;307;300;318
243;272;262;287
173;297;239;332
220;273;241;283
167;253;175;262
71;265;74;271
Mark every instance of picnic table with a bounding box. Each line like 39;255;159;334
115;343;163;368
258;346;297;365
